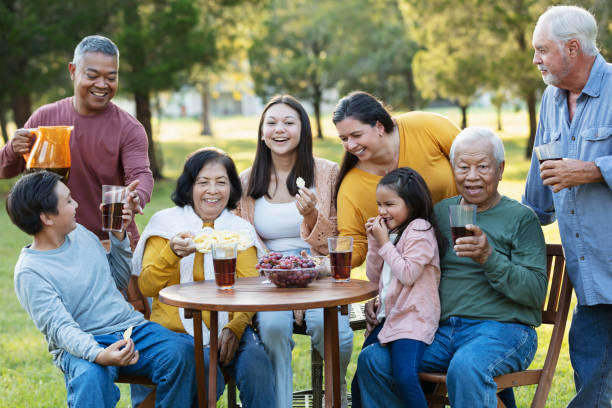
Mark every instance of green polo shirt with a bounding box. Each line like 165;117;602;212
435;196;547;327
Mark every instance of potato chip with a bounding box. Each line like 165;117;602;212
296;177;305;189
123;326;133;341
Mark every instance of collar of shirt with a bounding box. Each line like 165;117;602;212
553;53;606;103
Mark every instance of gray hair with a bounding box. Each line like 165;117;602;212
535;5;598;56
450;127;505;166
72;35;120;69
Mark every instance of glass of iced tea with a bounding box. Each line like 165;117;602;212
328;236;353;282
212;242;237;290
534;142;563;164
448;204;477;245
101;185;127;232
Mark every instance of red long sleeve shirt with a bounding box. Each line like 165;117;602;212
0;97;153;242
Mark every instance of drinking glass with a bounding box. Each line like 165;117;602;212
534;142;563;164
101;185;127;232
328;236;353;282
448;204;477;245
212;242;237;290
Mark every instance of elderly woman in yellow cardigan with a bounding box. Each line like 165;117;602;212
133;147;275;407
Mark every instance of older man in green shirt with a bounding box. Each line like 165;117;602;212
357;127;547;408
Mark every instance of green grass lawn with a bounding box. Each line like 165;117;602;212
0;108;573;407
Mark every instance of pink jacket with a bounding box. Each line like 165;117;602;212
236;157;338;255
366;218;441;344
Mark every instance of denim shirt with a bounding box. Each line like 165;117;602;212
523;54;612;306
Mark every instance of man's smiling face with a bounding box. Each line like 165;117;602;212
69;51;118;116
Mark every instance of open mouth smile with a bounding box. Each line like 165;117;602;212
464;186;483;196
272;137;290;143
90;90;108;98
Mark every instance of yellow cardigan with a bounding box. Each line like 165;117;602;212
138;230;259;339
337;111;459;267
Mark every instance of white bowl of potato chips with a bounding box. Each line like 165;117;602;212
193;228;254;253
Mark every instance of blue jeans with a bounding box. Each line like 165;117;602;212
256;247;354;408
351;322;383;408
355;323;428;408
567;304;612;408
358;318;537;408
61;321;197;408
133;326;274;408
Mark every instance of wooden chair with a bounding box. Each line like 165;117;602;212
419;243;573;408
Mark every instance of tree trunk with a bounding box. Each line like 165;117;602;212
134;90;163;179
525;91;537;159
200;80;213;136
0;103;8;144
11;93;32;129
460;105;468;129
313;86;323;139
406;66;417;111
496;105;503;131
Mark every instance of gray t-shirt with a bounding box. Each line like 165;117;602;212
14;224;145;366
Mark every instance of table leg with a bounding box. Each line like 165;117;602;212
209;311;218;408
323;306;341;407
191;310;207;408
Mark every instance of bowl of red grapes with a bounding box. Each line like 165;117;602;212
255;253;320;288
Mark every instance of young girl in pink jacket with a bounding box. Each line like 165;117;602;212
352;167;446;408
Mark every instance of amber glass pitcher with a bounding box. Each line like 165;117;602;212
23;126;73;182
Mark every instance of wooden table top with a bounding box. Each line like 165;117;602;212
159;276;378;312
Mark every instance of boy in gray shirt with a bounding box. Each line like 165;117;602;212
8;171;197;407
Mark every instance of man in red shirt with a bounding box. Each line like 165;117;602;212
0;35;153;243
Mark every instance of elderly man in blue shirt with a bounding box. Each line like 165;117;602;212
524;5;612;408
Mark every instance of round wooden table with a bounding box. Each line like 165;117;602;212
159;276;378;408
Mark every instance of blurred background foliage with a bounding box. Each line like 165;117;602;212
1;0;610;169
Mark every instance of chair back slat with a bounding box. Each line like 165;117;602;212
542;244;567;325
531;244;572;407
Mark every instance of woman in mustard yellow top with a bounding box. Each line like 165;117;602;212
131;147;275;407
333;91;460;268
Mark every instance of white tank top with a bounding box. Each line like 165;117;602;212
253;196;308;252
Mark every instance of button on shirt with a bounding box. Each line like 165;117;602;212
523;54;612;305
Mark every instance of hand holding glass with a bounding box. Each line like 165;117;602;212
448;204;477;244
212;242;237;290
328;236;352;282
102;185;127;232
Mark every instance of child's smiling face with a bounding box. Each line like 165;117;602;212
376;185;410;232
